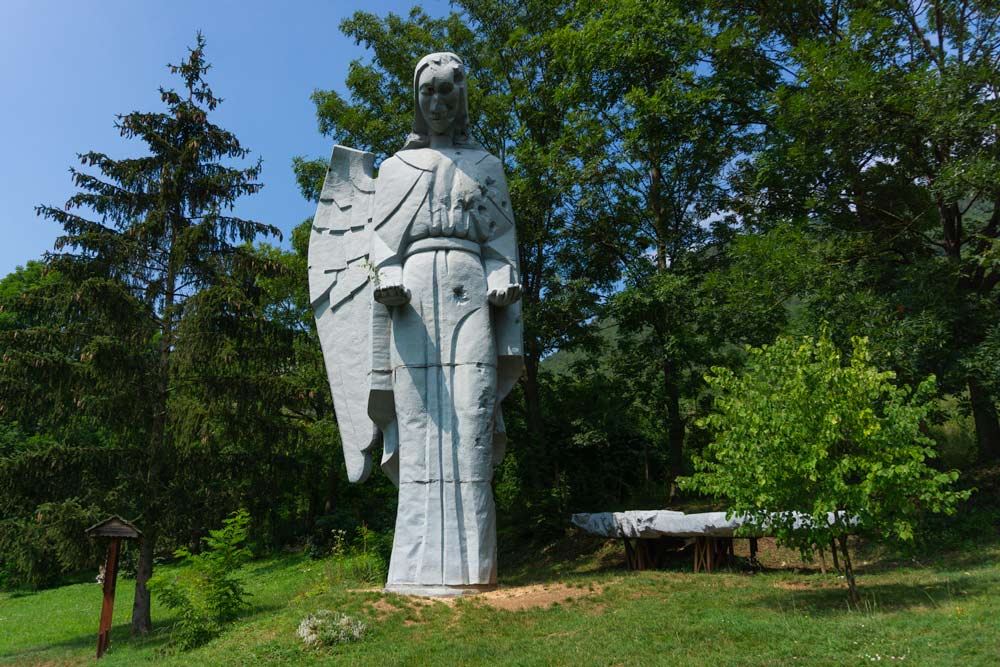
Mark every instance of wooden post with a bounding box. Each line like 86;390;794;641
749;536;758;562
693;536;716;573
637;540;650;570
85;515;141;659
830;537;840;572
96;537;121;658
718;537;734;566
623;538;636;570
693;537;704;573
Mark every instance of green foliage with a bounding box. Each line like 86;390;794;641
0;34;335;624
0;415;141;590
0;498;103;589
723;1;1000;458
147;510;253;649
926;395;979;471
682;330;971;598
546;0;779;482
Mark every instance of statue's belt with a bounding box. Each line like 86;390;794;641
404;236;481;259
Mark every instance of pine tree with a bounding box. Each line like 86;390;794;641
30;33;278;634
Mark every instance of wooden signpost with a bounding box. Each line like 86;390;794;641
85;516;141;659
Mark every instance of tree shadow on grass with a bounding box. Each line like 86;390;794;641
0;620;169;661
739;570;1000;616
862;548;1000;575
0;599;288;662
241;555;308;579
498;534;631;587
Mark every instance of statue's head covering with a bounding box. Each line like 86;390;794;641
403;52;480;150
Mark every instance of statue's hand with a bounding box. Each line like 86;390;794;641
374;284;411;307
488;283;521;307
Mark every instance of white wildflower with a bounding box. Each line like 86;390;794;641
297;610;366;648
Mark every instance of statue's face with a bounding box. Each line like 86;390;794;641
418;64;462;135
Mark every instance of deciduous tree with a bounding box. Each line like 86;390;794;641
682;331;970;603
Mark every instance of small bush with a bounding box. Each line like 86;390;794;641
296;610;366;647
322;526;387;585
147;509;252;649
325;551;387;585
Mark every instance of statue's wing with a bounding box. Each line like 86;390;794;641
308;145;377;483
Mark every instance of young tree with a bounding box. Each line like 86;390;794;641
22;34;278;633
681;331;970;603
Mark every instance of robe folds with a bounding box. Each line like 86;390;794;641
367;146;523;593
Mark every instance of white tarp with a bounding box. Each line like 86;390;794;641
571;510;850;538
571;511;741;538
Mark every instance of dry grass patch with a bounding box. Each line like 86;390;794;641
474;581;610;611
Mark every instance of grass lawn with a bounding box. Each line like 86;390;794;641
1;538;997;667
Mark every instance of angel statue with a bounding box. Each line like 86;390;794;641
308;52;523;596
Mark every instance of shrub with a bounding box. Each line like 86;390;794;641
681;331;970;603
147;509;252;648
296;610;366;647
322;526;388;586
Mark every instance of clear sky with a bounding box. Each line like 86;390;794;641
0;0;451;278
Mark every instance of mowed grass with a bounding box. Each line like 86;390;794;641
1;540;998;667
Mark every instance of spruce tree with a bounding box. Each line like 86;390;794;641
30;33;278;634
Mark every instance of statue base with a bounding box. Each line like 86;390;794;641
384;583;498;598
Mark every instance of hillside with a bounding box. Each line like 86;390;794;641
2;536;998;667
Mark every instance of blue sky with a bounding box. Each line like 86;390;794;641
0;0;451;278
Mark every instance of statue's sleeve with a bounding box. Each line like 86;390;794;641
479;156;524;365
366;155;428;487
480;157;520;295
369;155;428;287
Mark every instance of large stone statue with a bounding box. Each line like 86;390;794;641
308;52;523;596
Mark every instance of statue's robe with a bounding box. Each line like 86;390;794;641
367;146;523;593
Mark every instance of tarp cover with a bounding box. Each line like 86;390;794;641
571;511;741;538
571;510;849;539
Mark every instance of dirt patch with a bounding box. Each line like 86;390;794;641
473;582;607;611
368;598;399;619
409;595;445;607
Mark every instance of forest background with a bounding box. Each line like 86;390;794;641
2;0;999;636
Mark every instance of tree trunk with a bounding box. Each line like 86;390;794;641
521;352;545;492
664;359;684;483
837;534;860;606
130;528;156;635
323;454;339;515
969;377;1000;461
131;212;176;635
